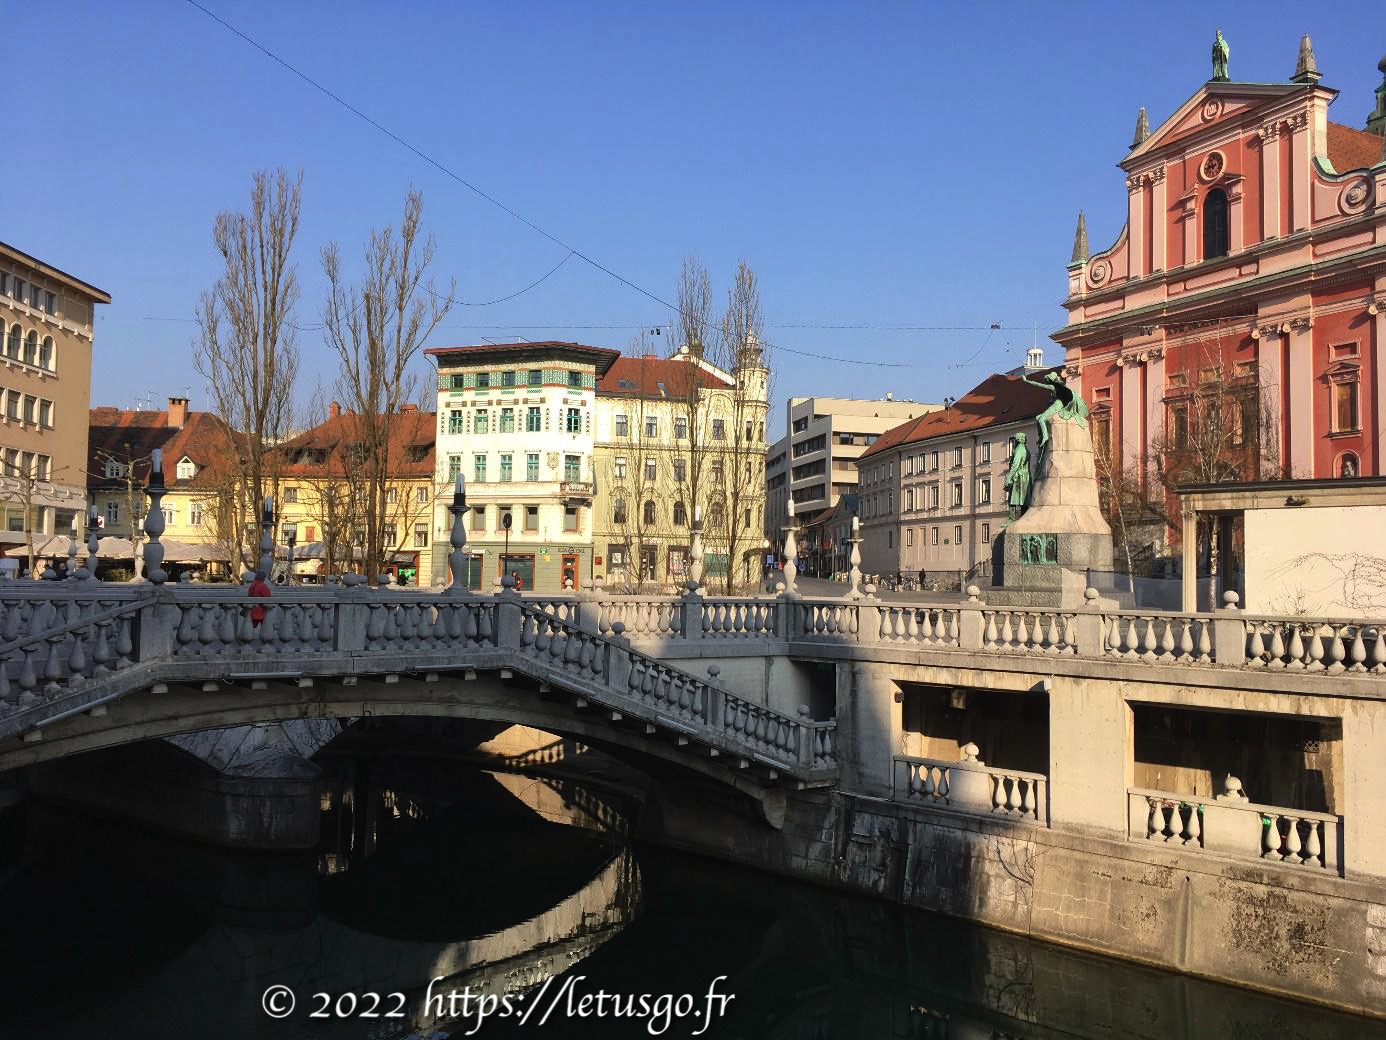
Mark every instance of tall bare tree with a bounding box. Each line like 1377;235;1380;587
704;261;770;592
194;168;302;573
89;443;152;578
320;190;454;579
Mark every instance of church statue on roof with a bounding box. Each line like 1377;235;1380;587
1211;30;1230;81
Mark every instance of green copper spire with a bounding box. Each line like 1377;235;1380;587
1071;212;1089;265
1211;30;1230;82
1292;34;1320;84
1131;107;1150;149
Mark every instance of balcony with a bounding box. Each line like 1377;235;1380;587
560;480;593;502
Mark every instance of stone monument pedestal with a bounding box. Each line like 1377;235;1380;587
988;418;1113;608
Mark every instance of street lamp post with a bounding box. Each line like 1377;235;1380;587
286;528;297;586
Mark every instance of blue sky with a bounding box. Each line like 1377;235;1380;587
12;2;1383;429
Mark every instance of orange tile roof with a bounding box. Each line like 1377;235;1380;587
87;406;236;491
858;371;1054;461
1326;122;1383;174
275;408;436;479
597;354;731;398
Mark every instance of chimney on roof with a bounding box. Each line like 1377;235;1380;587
329;401;341;418
642;354;657;361
167;396;189;429
400;403;418;413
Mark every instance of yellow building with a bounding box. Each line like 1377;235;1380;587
2;241;110;557
592;343;769;592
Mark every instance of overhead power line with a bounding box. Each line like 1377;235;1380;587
181;0;997;370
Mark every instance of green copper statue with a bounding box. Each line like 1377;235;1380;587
1003;432;1031;521
1021;370;1089;452
1211;30;1230;82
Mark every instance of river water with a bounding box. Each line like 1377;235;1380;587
0;752;1382;1040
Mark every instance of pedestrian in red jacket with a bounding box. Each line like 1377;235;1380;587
248;570;272;627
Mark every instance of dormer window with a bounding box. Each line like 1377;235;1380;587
104;458;127;479
1203;188;1229;260
176;457;196;481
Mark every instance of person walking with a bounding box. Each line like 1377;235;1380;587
248;570;272;628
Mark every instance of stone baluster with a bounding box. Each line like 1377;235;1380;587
79;505;100;582
846;516;864;600
258;495;275;579
782;499;799;595
679;579;704;642
143;448;168;584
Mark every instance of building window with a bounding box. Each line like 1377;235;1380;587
23;332;37;367
613;498;627;524
476;372;491;389
672;458;686;482
928;484;939;510
528;369;542;386
568;371;583;388
978;478;991;504
931;526;939;546
526;406;541;432
887;530;893;549
501;370;516;387
385;487;398;505
1333;380;1360;433
981;441;991;463
526;453;540;481
954;524;963;545
674;416;688;439
472;505;485;531
644;416;658;438
564;506;579;532
565;408;582;434
930;450;939;471
1169;403;1190;450
474;409;490;435
951;481;963;507
190;502;205;527
414;523;429;547
953;447;963;468
981;522;991;544
474;454;488;482
673;501;687;526
499;454;513;482
1203;187;1229;260
644;458;657;481
447;454;462;481
712;419;726;441
499;408;515;433
1091;416;1112;456
524;505;539;531
105;502;120;525
615;414;629;437
415;485;429;504
614;456;628;480
643;500;657;525
21;396;34;424
39;337;53;370
711;459;724;483
448;410;464;434
43;291;55;316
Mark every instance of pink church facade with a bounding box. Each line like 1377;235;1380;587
1056;39;1386;483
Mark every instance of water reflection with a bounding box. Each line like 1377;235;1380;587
0;752;1381;1040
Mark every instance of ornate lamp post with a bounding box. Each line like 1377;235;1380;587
285;528;297;586
144;448;168;584
782;498;799;595
447;471;470;594
846;515;864;600
83;504;100;581
258;495;274;578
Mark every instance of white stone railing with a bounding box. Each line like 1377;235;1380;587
1102;611;1215;664
700;598;777;639
982;609;1077;654
877;605;959;646
1242;617;1386;673
893;749;1048;824
0;589;150;707
1127;787;1341;873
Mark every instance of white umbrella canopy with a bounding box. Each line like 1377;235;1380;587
157;539;230;564
3;534;78;558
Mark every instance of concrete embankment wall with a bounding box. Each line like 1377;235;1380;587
640;782;1386;1019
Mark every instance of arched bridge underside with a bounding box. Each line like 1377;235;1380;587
0;596;837;827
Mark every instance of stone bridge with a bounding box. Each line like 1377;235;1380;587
3;576;1386;1015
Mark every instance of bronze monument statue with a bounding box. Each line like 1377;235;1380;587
1021;370;1089;452
1003;432;1031;522
1211;30;1230;82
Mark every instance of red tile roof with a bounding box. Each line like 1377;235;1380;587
1326;122;1383;174
597;354;732;398
87;406;237;491
858;371;1055;461
274;408;436;479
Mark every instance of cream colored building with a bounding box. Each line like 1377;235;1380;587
426;342;611;592
1;241;110;555
593;344;769;591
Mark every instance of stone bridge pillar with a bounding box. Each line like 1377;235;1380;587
1046;674;1130;837
840;661;900;798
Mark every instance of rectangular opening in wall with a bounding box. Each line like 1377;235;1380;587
1131;703;1341;813
899;682;1048;776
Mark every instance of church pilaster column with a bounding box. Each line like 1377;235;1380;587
1252;321;1287;478
1258;122;1281;241
1286;315;1315;477
1117;350;1144;475
1127;175;1146;280
1369;289;1386;475
1149;168;1167;272
1287;112;1311;233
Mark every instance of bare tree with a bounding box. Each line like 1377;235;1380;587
0;458;70;576
89;443;152;578
321;190;454;579
704;261;770;592
194;168;302;573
